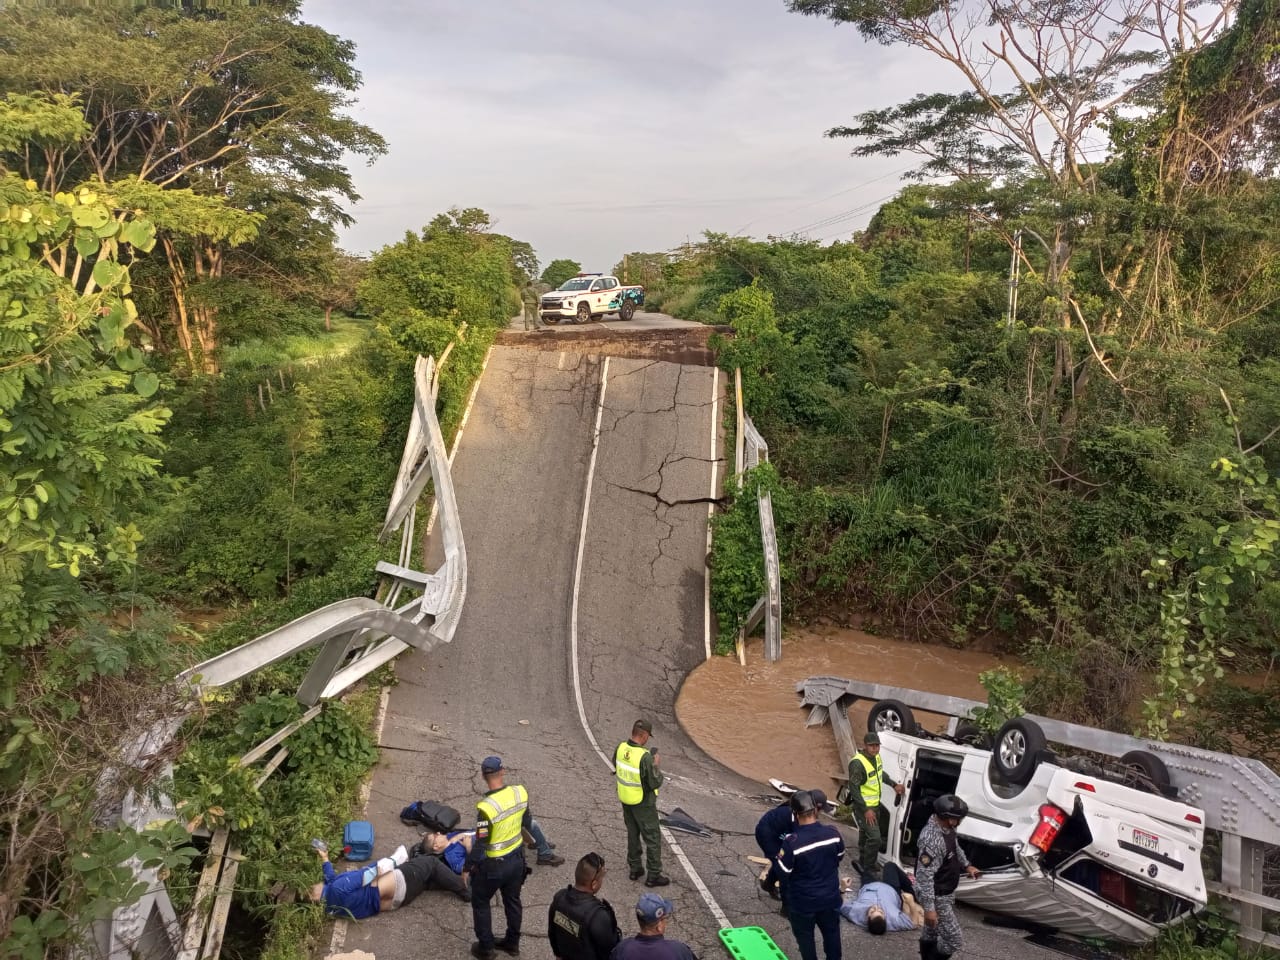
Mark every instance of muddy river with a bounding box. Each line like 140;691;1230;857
675;625;1019;792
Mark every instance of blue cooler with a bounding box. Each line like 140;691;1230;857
342;820;374;861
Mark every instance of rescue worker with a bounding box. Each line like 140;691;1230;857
755;789;827;902
464;757;534;960
776;790;845;960
547;852;622;960
916;794;981;960
614;719;668;887
847;731;904;879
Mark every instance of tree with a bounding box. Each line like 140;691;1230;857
0;93;203;959
540;258;582;289
0;3;386;369
613;251;670;288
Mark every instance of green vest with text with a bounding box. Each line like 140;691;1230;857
478;784;528;858
615;741;649;805
855;752;883;807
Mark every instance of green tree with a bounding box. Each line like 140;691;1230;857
0;3;386;369
540;258;582;289
0;92;202;959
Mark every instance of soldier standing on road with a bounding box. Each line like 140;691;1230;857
847;731;904;879
916;794;981;960
548;852;622;960
614;719;669;887
464;757;533;960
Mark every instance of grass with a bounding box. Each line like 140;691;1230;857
219;314;376;372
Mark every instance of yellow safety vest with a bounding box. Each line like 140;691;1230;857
615;741;649;805
854;752;884;807
477;784;528;858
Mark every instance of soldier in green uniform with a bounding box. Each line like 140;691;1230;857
846;732;905;879
614;719;668;887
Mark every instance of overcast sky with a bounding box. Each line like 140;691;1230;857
299;0;952;272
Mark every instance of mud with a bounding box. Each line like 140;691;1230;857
675;625;1019;792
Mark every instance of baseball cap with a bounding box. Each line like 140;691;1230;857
634;719;653;734
864;732;881;745
481;756;504;774
811;789;828;809
635;892;674;924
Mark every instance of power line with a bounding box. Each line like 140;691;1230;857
731;166;913;237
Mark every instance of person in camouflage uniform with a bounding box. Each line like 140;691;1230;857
914;795;981;960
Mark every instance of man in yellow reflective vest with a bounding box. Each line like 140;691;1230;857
614;719;668;887
847;732;905;880
464;756;535;960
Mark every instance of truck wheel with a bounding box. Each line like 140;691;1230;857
576;302;591;324
993;717;1047;785
543;315;558;325
619;300;636;321
1120;750;1171;795
868;699;917;736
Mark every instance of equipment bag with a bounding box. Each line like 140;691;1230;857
342;820;375;861
399;800;461;834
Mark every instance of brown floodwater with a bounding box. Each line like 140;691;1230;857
675;625;1020;791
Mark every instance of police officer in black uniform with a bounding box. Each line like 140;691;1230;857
547;852;621;960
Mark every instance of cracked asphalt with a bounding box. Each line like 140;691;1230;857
329;345;1060;960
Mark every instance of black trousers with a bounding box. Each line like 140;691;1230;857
788;906;842;960
398;854;466;907
882;861;916;899
470;850;526;949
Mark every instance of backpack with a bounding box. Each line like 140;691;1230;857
399;800;461;834
342;820;374;861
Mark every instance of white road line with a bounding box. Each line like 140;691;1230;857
703;367;719;661
569;356;730;930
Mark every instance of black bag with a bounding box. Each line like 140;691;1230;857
400;800;461;833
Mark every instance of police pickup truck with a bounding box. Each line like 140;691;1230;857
540;273;645;324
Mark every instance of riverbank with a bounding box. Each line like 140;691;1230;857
675;624;1019;791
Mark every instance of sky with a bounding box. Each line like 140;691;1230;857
299;0;954;273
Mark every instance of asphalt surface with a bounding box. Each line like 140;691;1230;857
329;344;1060;960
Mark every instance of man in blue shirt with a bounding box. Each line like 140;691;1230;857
776;790;845;960
840;862;920;934
610;892;695;960
308;840;468;919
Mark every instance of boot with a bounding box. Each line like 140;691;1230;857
919;940;937;960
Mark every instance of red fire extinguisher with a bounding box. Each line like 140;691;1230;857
1029;803;1067;853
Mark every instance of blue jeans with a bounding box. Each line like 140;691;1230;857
789;906;842;960
529;818;553;859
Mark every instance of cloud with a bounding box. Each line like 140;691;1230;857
301;0;956;268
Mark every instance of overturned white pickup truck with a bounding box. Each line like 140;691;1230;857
869;711;1208;944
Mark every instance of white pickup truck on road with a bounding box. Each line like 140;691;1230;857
539;273;645;324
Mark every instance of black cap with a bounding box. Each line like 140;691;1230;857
864;732;881;745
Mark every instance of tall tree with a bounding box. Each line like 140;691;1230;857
540;258;583;289
0;2;386;370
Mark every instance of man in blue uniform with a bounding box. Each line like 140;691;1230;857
465;756;535;960
916;794;981;960
308;841;461;918
755;789;827;901
776;790;845;960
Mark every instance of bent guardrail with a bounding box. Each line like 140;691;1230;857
97;347;474;960
799;675;1280;950
733;369;782;662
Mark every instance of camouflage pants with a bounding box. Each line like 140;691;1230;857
920;893;963;956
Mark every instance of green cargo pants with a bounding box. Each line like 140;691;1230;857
622;801;663;879
858;804;888;874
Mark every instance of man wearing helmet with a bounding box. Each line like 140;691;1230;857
776;790;845;960
915;794;980;960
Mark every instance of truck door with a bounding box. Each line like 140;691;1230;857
882;740;917;864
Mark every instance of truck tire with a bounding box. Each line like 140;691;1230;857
619;299;636;321
993;717;1047;785
868;699;917;736
576;302;591;324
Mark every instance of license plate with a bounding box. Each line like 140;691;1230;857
1130;827;1160;852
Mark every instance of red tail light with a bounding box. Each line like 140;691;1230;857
1074;781;1096;792
1029;803;1067;853
1185;813;1202;824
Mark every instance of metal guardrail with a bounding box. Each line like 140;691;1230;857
799;675;1280;949
733;369;782;662
97;347;472;960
